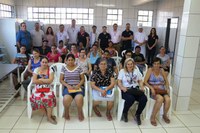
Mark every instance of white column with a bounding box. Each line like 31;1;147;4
173;0;200;111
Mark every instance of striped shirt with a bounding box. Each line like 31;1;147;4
61;65;83;86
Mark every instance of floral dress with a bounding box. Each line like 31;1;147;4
30;68;56;110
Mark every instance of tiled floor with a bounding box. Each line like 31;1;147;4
0;79;200;133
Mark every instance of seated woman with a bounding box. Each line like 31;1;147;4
60;54;85;121
105;41;116;57
57;40;68;62
144;57;170;126
76;48;92;78
69;44;79;58
22;48;41;91
90;58;115;121
156;46;170;76
87;43;102;70
118;58;147;125
47;45;62;63
30;57;57;124
119;50;134;70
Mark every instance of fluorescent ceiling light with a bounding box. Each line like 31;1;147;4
96;4;115;7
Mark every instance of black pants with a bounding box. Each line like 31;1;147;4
122;91;147;115
147;48;156;66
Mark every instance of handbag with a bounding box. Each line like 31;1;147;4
154;88;167;95
127;86;144;96
100;86;114;98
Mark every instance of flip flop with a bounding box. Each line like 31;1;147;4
93;107;102;117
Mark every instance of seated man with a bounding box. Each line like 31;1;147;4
133;46;146;75
94;50;118;76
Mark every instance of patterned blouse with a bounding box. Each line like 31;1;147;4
91;68;114;87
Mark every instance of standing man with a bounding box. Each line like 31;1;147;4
31;22;44;52
109;23;121;54
89;25;99;48
77;26;90;51
121;23;134;52
56;24;69;47
134;24;148;58
16;22;32;54
67;19;79;49
98;26;111;51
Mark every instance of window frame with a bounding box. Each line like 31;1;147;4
106;8;123;26
0;3;14;18
137;10;153;27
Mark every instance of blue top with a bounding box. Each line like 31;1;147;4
16;30;32;50
31;58;41;72
148;71;165;90
90;52;100;64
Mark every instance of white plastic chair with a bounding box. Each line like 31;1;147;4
145;86;173;119
88;82;118;117
27;79;57;119
121;50;126;57
59;75;88;118
116;86;149;121
20;65;29;100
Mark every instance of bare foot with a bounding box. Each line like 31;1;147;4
78;111;84;121
47;117;57;125
163;115;170;123
64;111;70;120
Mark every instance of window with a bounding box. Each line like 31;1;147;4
0;3;14;18
137;10;153;27
107;9;122;26
27;7;94;25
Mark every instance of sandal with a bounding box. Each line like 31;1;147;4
163;115;170;124
106;112;112;121
93;106;102;117
47;118;57;125
150;116;157;126
51;115;56;120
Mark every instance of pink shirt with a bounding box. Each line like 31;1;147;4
47;52;61;62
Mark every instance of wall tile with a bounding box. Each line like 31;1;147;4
182;0;191;13
190;0;200;13
175;55;183;76
177;35;186;57
184;36;199;57
178;78;193;96
180;13;189;36
181;57;196;77
187;14;200;36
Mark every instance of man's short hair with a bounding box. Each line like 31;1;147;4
135;46;141;50
92;25;97;28
20;22;26;27
102;26;107;28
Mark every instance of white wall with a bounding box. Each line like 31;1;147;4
0;19;17;61
0;0;14;5
14;0;157;34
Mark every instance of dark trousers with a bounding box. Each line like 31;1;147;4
147;48;156;66
122;91;147;115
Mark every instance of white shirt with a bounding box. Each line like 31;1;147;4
67;26;79;44
56;31;69;45
118;68;142;88
90;31;99;47
134;31;148;46
109;30;121;43
31;29;44;47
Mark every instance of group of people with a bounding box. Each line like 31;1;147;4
13;19;171;126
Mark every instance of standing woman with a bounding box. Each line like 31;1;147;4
147;28;158;66
118;58;147;125
45;26;56;47
60;54;85;121
30;57;57;124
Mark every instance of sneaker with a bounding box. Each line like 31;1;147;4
134;115;141;125
122;113;128;122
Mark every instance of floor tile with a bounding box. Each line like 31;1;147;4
9;98;27;106
164;127;191;133
0;116;19;129
176;114;200;126
38;116;65;129
189;98;199;105
37;129;63;133
173;110;193;115
90;129;116;133
0;106;26;116
113;119;139;129
64;129;89;133
90;117;114;129
0;130;10;133
188;127;200;133
116;129;141;133
65;117;89;129
13;116;42;129
158;115;185;127
139;118;162;129
140;128;166;133
189;104;200;114
10;129;37;133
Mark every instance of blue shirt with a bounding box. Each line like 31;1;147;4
16;30;32;50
